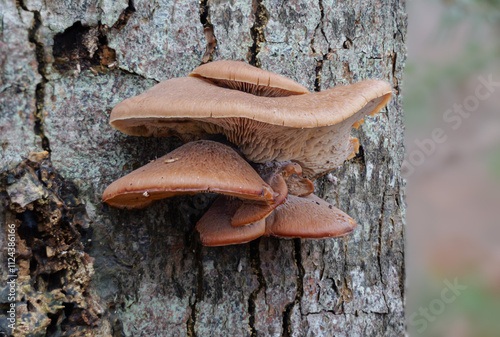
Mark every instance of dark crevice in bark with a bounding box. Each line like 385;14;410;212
317;0;329;45
377;191;386;287
314;59;324;92
52;22;117;74
391;51;400;94
340;237;352;314
352;144;366;166
343;37;353;49
116;66;159;82
313;51;333;92
248;239;266;337
377;192;389;312
310;0;331;92
247;0;268;67
22;5;51;153
112;0;136;30
199;0;217;63
186;239;203;337
282;239;304;337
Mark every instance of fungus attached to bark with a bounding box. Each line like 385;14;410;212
196;193;356;246
102;140;275;209
104;61;386;246
264;194;356;238
189;60;310;97
231;162;303;227
109;67;392;178
197;196;266;246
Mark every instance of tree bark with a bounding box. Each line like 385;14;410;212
0;0;407;336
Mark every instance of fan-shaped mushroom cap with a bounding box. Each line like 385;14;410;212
197;193;356;246
110;73;392;178
102;140;274;209
196;196;265;246
189;60;310;97
264;194;356;238
231;162;301;227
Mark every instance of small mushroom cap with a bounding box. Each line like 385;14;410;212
265;194;356;238
230;162;300;227
102;140;274;209
196;196;265;246
189;60;310;97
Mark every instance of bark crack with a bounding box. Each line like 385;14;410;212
310;0;332;91
317;0;329;46
17;1;51;153
247;0;268;67
314;58;324;92
391;51;400;94
282;239;304;337
377;191;389;312
112;0;136;30
199;0;217;63
186;239;203;337
340;237;352;313
248;239;266;337
377;191;386;287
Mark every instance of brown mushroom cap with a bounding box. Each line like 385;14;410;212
230;162;301;227
110;74;392;178
197;193;356;246
110;76;390;129
196;196;265;246
264;194;356;238
189;60;310;97
102;140;275;209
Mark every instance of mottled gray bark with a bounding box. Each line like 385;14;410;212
0;0;406;336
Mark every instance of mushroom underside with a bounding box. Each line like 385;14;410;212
111;114;362;179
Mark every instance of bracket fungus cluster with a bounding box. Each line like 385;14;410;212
103;60;392;246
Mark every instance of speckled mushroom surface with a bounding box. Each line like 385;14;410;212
102;140;275;209
109;69;392;178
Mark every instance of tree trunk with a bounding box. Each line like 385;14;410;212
1;0;406;336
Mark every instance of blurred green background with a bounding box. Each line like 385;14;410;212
405;0;500;336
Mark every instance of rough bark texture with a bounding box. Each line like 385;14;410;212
0;0;407;336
